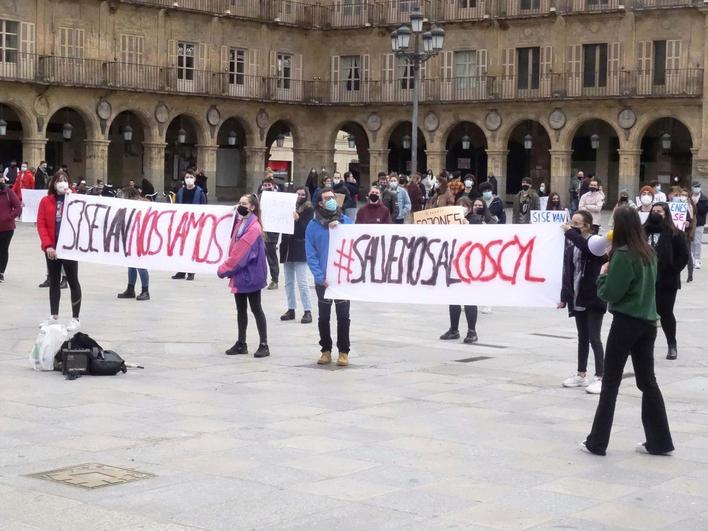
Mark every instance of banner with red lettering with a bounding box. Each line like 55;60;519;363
56;194;235;274
325;223;564;307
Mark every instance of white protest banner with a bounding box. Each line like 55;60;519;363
55;194;235;274
413;206;465;225
20;189;47;223
260;190;297;235
325;223;564;307
669;202;688;230
530;210;570;224
539;196;549;211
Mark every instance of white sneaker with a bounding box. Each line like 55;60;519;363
39;316;59;328
586;378;602;394
695;260;702;270
563;374;590;387
66;318;81;333
480;306;492;314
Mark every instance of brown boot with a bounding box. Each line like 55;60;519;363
317;351;332;365
337;352;349;366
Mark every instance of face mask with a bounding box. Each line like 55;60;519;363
463;208;470;216
589;187;598;192
474;207;484;215
185;177;195;186
55;181;69;194
333;179;341;185
237;205;250;217
324;198;338;212
648;212;662;224
571;226;582;234
693;187;701;194
640;195;653;206
521;184;530;191
539;185;546;192
619;196;628;203
552;199;560;204
378;182;387;189
389;181;398;189
41;164;47;170
680;196;688;203
655;185;662;192
369;193;380;203
21;165;27;171
464;180;473;189
672;196;681;203
482;191;492;200
296;196;306;204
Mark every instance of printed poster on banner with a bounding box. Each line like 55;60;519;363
260;191;298;234
668;202;688;230
55;194;235;274
20;189;47;223
413;206;465;225
530;210;570;224
325;224;564;307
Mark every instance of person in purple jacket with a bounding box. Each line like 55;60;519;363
218;194;270;358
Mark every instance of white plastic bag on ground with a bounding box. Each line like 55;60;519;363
29;324;69;371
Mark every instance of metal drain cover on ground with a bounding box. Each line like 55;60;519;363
28;463;155;489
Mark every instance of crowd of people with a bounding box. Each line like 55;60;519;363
1;161;703;456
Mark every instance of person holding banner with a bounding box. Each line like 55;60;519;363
671;187;696;283
479;182;505;224
279;187;314;324
512;178;540;224
258;177;282;290
644;202;689;360
559;210;607;395
116;187;151;301
218;194;270;358
0;175;22;282
355;186;392;224
36;172;82;331
305;187;353;367
172;172;207;281
582;206;674;457
690;182;708;268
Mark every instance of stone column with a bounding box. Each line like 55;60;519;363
424;149;447;176
617;148;642;195
549;149;573;202
243;147;267;193
196;144;218;179
292;148;336;185
595;137;609;183
485;148;509;198
84;139;110;184
368;148;390;180
142;142;167;193
22;138;47;167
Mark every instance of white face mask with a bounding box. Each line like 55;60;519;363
655;185;662;192
184;177;195;186
693;187;701;194
640;194;653;206
389;181;398;189
55;181;69;194
539;185;546;192
21;165;27;171
333;178;341;185
464;180;473;188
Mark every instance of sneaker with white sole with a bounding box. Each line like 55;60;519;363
695;259;702;270
563;374;590;387
586;378;602;394
480;306;492;314
66;318;81;333
39;316;59;328
636;442;673;456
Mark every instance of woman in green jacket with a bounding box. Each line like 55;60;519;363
582;206;674;456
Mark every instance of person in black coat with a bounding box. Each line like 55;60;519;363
279;187;314;324
644;202;690;360
559;210;608;394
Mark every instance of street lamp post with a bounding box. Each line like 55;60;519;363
391;8;444;176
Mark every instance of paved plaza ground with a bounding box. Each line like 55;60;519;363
1;222;708;531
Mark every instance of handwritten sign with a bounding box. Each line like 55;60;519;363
20;189;47;223
55;194;235;273
413;206;465;225
325;223;564;307
260;191;298;235
669;202;688;230
539;196;549;211
531;210;569;224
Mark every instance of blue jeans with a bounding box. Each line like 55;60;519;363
128;267;149;289
284;262;312;311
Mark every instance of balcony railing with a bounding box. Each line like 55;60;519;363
495;0;553;17
0;54;701;104
559;0;623;12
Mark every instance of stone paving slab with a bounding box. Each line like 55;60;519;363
1;223;708;530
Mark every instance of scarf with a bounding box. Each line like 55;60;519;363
316;204;341;225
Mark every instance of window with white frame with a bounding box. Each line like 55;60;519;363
0;20;18;63
398;57;414;89
277;53;292;89
58;27;84;58
583;43;608;88
454;50;477;89
341;55;361;91
517;47;540;90
120;34;144;64
229;48;246;85
177;41;195;81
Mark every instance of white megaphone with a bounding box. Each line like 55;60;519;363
588;230;613;257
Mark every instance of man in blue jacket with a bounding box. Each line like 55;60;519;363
172;171;206;281
305;186;353;367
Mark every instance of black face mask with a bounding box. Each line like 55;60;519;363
551;200;560;204
648;212;663;225
0;182;5;191
570;226;582;234
619;197;628;203
521;184;530;191
237;205;250;217
473;207;484;215
589;187;598;192
296;197;306;205
369;194;380;203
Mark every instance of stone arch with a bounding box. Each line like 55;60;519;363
633;114;696;150
327;120;371;186
265;118;301;148
499;116;554;151
444;121;489;177
386;121;427;174
638;116;694;187
561;114;625;151
163;111;209;146
107;110;151;186
440;119;489;149
327;119;372;148
0;99;33;137
505;119;552;195
44;104;99;140
105;107;157;143
381;119;431;150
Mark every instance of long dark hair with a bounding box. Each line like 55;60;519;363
242;193;262;220
295;186;312;212
547;192;563;210
611;206;654;265
47;171;68;196
644;202;677;234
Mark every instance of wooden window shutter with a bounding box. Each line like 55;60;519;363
220;45;229;72
269;50;277;77
442;50;453;79
383;53;394;81
331;55;340;82
567;44;581;96
608;42;621;94
667;40;681;70
295;53;303;81
197;42;208;71
362;54;370;82
76;29;85;59
637;41;652;95
477;49;488;77
248;48;259;76
167;39;177;67
20;22;35;55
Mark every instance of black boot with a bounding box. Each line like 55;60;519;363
186;273;195;281
136;288;150;301
38;277;50;288
225;342;248;355
463;330;479;344
301;311;312;324
254;343;270;358
440;329;460;340
171;272;186;279
59;276;68;289
667;346;678;360
117;284;136;299
280;309;295;321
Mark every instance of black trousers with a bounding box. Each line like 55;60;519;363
265;242;279;283
449;305;478;332
47;257;81;318
0;229;13;273
585;312;673;455
656;288;678;348
234;291;267;344
574;309;605;376
315;284;350;353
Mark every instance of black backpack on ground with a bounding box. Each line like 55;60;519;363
54;333;127;376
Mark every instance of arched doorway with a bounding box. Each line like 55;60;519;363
46;108;87;181
265;120;295;186
216;117;247;200
571;120;620;205
445;122;487;179
388;122;426;175
0;103;23;171
333;121;370;187
165;115;199;191
640;118;693;188
506;120;550;195
107;111;146;187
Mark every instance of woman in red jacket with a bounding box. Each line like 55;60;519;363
36;171;81;330
12;162;35;202
0;175;22;282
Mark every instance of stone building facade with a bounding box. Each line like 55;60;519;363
0;0;705;202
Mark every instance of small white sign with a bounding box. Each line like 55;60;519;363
20;189;47;223
260;191;298;235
